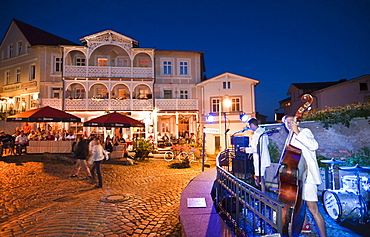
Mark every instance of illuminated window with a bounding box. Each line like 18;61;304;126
16;68;21;83
211;98;220;113
139;60;149;67
98;58;108;66
75;57;86;66
179;61;188;75
5;70;10;84
231;97;240;111
29;65;36;80
163;60;172;74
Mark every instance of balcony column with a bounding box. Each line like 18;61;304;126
175;112;179;139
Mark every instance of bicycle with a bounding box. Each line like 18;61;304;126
164;145;199;162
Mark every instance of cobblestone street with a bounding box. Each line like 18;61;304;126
0;154;214;236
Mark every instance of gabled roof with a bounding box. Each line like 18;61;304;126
12;19;79;46
197;72;260;86
288;80;346;95
79;29;139;47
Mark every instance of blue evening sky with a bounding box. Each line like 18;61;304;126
1;0;369;121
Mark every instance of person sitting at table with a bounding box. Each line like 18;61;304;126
104;136;113;153
27;130;38;141
66;132;76;140
15;131;28;155
45;131;55;141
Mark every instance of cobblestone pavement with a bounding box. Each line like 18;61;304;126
1;154;369;237
0;154;215;236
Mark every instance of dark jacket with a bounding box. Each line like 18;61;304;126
74;140;89;159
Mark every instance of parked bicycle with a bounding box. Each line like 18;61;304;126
164;145;194;162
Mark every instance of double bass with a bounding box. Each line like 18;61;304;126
276;94;313;237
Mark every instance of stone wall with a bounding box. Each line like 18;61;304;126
265;118;370;160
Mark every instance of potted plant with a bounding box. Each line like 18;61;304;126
133;139;154;160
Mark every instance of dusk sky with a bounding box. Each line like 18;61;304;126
1;0;369;121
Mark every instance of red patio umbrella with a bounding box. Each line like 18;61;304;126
83;111;144;128
6;106;81;122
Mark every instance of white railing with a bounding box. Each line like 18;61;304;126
65;99;87;110
155;99;198;111
41;99;62;110
64;66;153;78
133;99;153;110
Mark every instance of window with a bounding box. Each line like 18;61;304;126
75;89;85;99
29;65;36;80
5;70;10;84
164;90;172;99
360;82;368;91
8;44;13;58
180;90;188;99
223;81;231;89
139;89;149;98
117;58;128;67
231;97;241;112
139;59;149;67
54;57;62;72
211;98;220;113
163;60;172;74
17;41;22;56
75;57;86;66
52;88;61;99
97;58;108;66
16;68;21;83
179;61;188;75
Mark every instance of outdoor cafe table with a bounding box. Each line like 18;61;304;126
27;140;74;154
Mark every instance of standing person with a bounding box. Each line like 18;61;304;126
282;115;326;237
90;138;108;188
15;131;28;155
23;122;31;136
243;118;271;192
71;135;92;179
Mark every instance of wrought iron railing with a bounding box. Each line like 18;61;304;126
215;149;284;236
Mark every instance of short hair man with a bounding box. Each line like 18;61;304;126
282;115;326;237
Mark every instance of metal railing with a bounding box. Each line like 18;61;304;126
215;149;284;236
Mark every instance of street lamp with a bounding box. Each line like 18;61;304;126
220;96;231;151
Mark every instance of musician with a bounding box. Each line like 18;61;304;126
283;115;326;237
246;118;271;192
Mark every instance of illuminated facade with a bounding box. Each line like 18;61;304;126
0;20;259;152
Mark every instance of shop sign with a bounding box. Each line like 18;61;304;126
21;81;37;89
3;84;21;92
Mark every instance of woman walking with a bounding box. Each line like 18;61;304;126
90;138;108;188
71;135;92;179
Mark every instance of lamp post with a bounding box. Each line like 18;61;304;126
219;96;231;151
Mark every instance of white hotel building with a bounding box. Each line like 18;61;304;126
0;19;259;154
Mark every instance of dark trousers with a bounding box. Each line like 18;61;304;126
91;160;103;187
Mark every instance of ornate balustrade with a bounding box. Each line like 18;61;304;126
155;99;198;111
64;66;153;78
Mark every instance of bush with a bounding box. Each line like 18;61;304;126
302;102;370;129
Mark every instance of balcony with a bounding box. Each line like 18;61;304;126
39;98;198;112
155;99;198;111
64;66;153;78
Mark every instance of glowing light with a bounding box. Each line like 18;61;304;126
206;114;215;123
